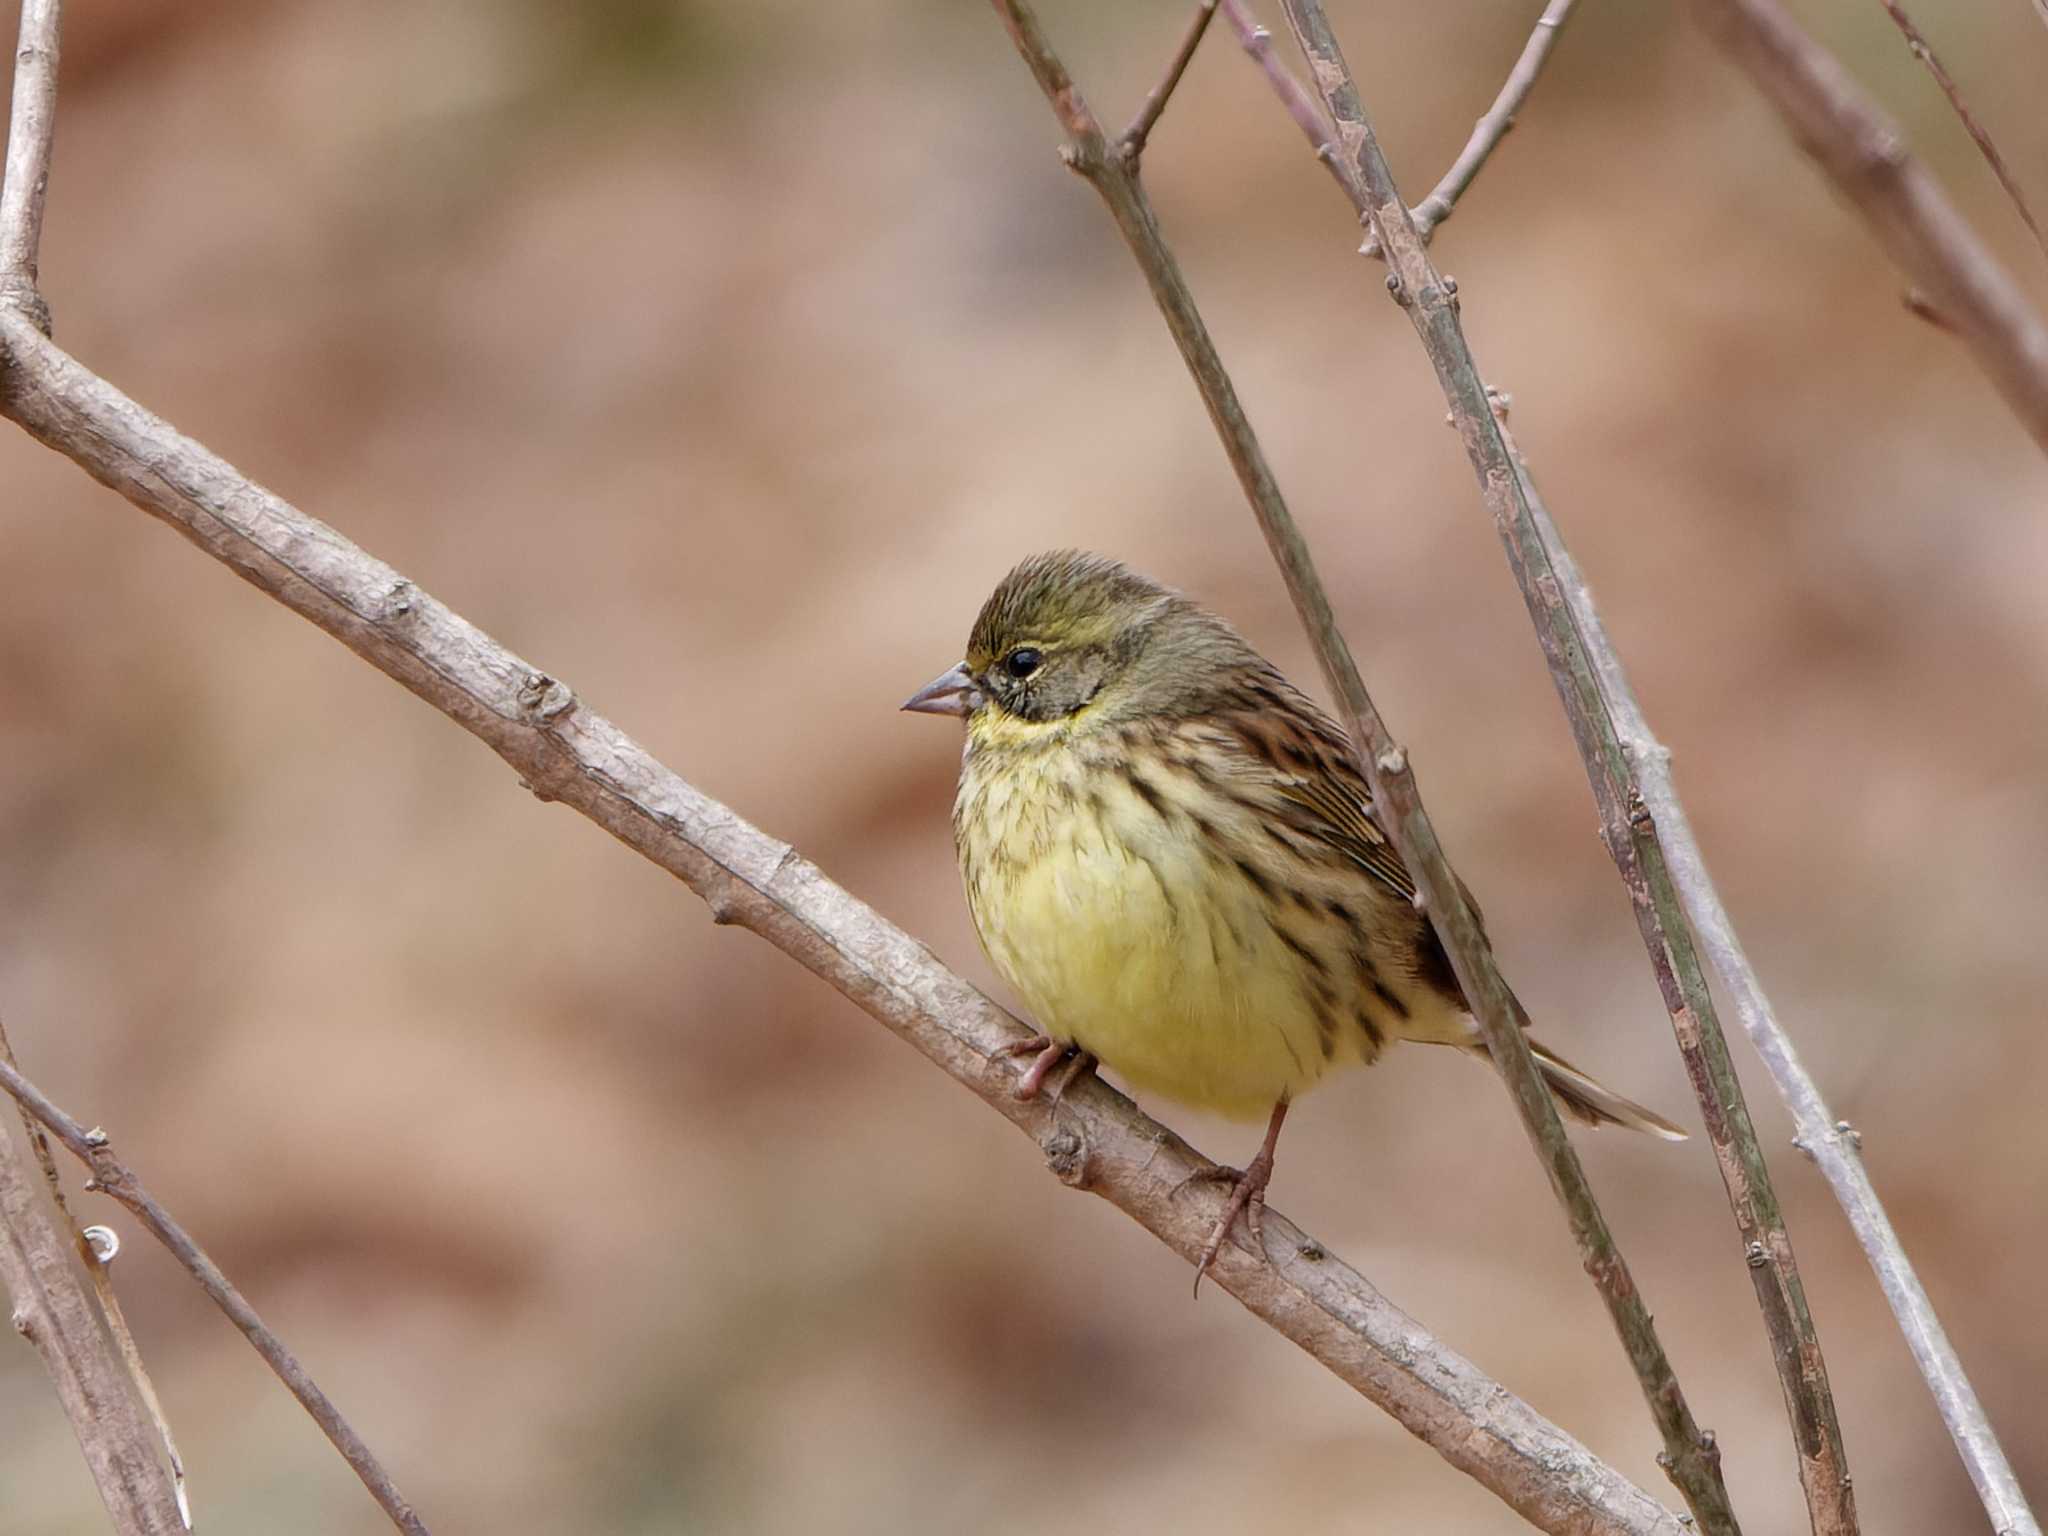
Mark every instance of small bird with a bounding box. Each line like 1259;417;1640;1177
904;551;1683;1289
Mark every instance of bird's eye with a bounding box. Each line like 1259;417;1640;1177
1004;648;1043;680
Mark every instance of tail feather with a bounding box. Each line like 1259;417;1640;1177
1521;1036;1687;1140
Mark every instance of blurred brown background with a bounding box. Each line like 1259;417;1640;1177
3;0;2045;1530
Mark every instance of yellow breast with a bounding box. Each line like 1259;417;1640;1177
955;730;1372;1121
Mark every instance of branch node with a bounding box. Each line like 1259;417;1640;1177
1373;745;1407;775
1833;1119;1863;1151
380;578;417;622
1040;1127;1088;1186
1627;790;1655;835
82;1126;108;1149
516;672;576;728
1744;1241;1767;1270
11;1308;33;1340
0;275;50;336
1296;1238;1326;1261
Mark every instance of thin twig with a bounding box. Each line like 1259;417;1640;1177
1241;5;2036;1526
1406;0;1577;244
1217;2;1337;171
80;1227;192;1530
1902;287;1958;331
0;1055;430;1536
0;1016;190;1527
1118;0;1217;162
1497;418;2043;1536
0;312;1686;1536
987;1;1741;1529
1686;0;2048;455
0;0;58;328
1217;0;1578;259
0;1107;182;1532
1274;1;1863;1529
1877;0;2048;264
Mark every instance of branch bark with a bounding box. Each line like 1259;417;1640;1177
1498;421;2044;1536
0;0;1692;1526
1235;6;2040;1530
0;0;57;327
0;1114;182;1533
986;2;1740;1530
1875;0;2048;265
1271;1;1857;1530
0;1055;429;1534
1686;0;2048;455
0;310;1686;1536
1406;0;1576;242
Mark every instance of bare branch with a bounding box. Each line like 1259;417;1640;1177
1118;0;1218;163
0;0;58;327
1686;0;2048;454
1218;0;1579;259
0;1015;190;1526
985;1;1741;1529
1877;0;2048;264
1217;2;1338;173
1407;0;1577;243
0;1051;430;1536
1271;1;1863;1529
79;1228;191;1530
1494;422;2045;1536
1236;1;2038;1524
1902;286;1958;331
0;1112;182;1533
0;306;1685;1536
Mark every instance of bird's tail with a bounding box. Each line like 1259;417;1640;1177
1519;1035;1688;1141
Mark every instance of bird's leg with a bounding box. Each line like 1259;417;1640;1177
1191;1098;1290;1295
1000;1035;1096;1102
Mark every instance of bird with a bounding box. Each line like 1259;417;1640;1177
902;550;1684;1290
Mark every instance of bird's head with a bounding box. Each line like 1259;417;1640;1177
902;551;1239;736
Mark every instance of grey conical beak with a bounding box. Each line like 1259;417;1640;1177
901;663;980;717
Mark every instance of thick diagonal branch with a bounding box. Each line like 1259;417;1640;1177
987;2;1737;1530
0;307;1684;1536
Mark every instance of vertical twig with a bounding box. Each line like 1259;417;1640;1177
1876;0;2048;264
985;3;1743;1530
1118;0;1218;161
0;0;58;328
1496;419;2043;1536
1407;0;1576;242
0;1017;191;1526
0;1116;183;1533
1225;5;2039;1528
1686;0;2048;456
1271;1;1856;1530
0;1057;433;1536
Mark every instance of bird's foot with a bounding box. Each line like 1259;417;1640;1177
1185;1147;1277;1296
1000;1036;1096;1102
1182;1099;1292;1296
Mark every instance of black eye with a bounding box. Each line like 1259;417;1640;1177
1004;647;1043;679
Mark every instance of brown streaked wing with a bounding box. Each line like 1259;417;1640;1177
1179;691;1419;907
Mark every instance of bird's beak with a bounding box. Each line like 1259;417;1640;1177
901;663;981;718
